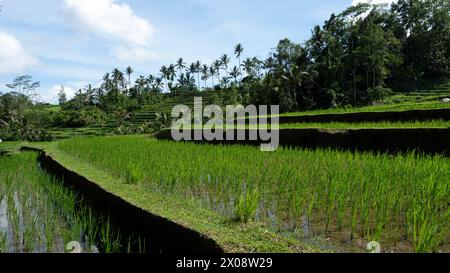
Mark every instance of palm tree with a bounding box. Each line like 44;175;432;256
201;64;209;90
230;66;241;86
234;43;244;83
126;66;134;89
213;60;222;86
264;57;276;76
112;68;126;92
147;74;155;88
252;57;263;78
195;61;201;90
154;78;164;92
168;64;176;92
220;54;230;76
220;54;231;87
188;63;198;89
102;73;111;92
159;66;169;92
209;66;216;87
134;75;147;99
176;58;186;79
243;58;254;78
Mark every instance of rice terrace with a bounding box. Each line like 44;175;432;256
0;0;449;264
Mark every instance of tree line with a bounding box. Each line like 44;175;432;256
1;1;449;140
58;1;448;114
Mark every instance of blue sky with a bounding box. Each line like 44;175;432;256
0;0;392;103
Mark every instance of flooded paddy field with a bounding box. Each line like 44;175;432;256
53;136;450;253
0;151;146;253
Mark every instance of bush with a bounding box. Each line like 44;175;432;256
368;86;393;103
51;107;107;128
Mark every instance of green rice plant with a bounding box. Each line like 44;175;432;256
0;232;6;253
6;193;21;240
280;120;450;130
234;184;260;223
54;136;450;252
99;217;121;253
83;208;99;251
138;237;146;254
23;215;38;252
125;162;144;185
44;212;55;252
409;175;449;253
0;151;135;253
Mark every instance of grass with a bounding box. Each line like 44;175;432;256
35;135;450;253
0;149;125;253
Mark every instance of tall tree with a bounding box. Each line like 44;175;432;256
58;85;67;105
176;58;186;80
234;43;244;83
213;60;222;86
159;66;170;93
6;75;40;101
201;65;209;90
126;66;134;90
188;63;198;89
220;54;231;87
195;61;201;90
230;66;241;86
209;65;216;87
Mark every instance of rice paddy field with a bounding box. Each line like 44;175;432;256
279;120;450;129
0;150;138;253
278;101;450;117
44;135;450;253
191;120;450;129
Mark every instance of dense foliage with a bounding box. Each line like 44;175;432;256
56;1;448;113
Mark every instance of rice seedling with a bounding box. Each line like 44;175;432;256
53;136;450;252
280;120;450;129
0;232;6;253
234;184;260;223
99;217;121;253
278;100;450;117
0;152;132;253
125;162;144;185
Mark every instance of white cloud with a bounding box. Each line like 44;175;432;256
64;0;155;62
39;84;76;104
0;31;38;74
114;46;155;62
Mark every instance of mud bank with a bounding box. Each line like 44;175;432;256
156;128;450;156
252;108;450;124
23;147;224;254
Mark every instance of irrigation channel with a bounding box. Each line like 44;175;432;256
0;148;222;253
